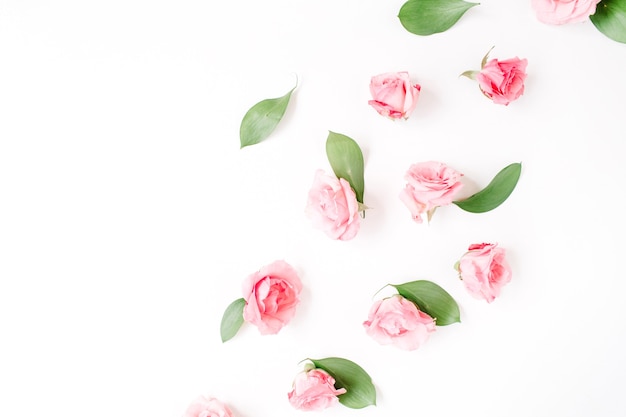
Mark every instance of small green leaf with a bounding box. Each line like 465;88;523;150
239;85;295;148
220;298;245;342
325;131;365;204
309;357;376;409
453;162;521;213
460;70;478;80
392;280;460;326
590;0;626;44
398;0;479;36
480;46;495;68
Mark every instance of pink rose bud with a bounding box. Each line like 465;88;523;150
363;295;436;351
305;169;361;241
532;0;601;25
368;71;421;119
242;260;302;335
399;161;463;224
288;368;347;411
182;396;234;417
477;56;528;106
457;243;512;303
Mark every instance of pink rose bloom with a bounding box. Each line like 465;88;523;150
532;0;601;24
288;368;347;411
305;169;360;241
242;260;302;335
368;71;421;119
457;243;512;303
363;295;436;350
477;57;528;106
183;396;233;417
399;161;463;223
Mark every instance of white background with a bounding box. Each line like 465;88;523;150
1;1;625;416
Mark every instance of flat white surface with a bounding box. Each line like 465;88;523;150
1;1;625;416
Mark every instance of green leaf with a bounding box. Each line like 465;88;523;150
453;162;521;213
392;280;460;326
239;85;295;148
309;357;376;409
220;298;245;342
481;45;495;68
590;0;626;44
398;0;479;36
325;131;365;204
460;70;478;80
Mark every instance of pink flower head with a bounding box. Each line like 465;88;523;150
305;169;361;241
183;396;234;417
399;161;463;223
363;295;436;351
242;260;302;335
477;57;528;106
532;0;601;25
288;368;347;411
368;71;421;119
457;243;512;303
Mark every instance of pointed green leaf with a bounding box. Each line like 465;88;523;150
392;280;460;326
309;357;376;409
481;46;495;68
325;131;365;203
398;0;479;36
460;70;478;80
239;86;295;148
453;162;521;213
590;0;626;44
220;298;245;342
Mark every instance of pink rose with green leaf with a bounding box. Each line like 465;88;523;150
220;260;302;342
288;368;347;411
364;295;436;351
305;170;361;241
462;48;528;106
242;260;302;334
